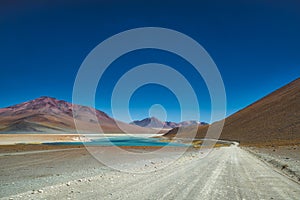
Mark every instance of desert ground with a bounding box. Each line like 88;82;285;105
1;143;300;200
0;134;85;145
244;145;300;183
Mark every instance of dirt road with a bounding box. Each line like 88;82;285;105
1;145;300;199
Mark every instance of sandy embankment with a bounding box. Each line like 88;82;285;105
244;145;300;183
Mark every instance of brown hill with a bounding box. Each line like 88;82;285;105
0;97;155;134
165;78;300;146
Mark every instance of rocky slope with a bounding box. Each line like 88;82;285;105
165;78;300;146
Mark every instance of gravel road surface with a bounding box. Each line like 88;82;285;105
1;145;300;200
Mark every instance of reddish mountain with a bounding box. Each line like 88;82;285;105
0;97;155;134
165;78;300;146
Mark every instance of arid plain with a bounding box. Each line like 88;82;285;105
0;78;299;199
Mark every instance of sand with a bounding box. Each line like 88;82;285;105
1;145;300;200
0;134;86;145
244;145;300;183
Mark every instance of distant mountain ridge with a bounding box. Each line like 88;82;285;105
0;96;155;134
130;117;207;129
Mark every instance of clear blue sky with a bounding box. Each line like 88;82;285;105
0;0;299;123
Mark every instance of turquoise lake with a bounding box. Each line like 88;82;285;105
44;136;188;147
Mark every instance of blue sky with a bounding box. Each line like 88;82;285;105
0;0;299;123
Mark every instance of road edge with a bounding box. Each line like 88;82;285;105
242;147;300;184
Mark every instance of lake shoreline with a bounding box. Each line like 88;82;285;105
0;133;164;145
